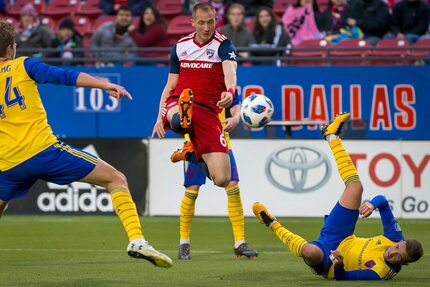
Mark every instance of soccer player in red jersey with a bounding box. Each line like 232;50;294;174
152;3;238;188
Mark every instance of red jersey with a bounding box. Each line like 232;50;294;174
169;31;238;113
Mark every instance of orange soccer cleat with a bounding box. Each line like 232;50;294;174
170;141;195;163
178;88;193;129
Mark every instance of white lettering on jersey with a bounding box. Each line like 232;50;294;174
180;62;214;69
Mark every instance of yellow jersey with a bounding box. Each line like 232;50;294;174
327;235;399;280
0;57;57;171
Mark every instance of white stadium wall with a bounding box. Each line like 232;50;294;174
148;139;430;219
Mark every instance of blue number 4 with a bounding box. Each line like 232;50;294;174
1;76;26;118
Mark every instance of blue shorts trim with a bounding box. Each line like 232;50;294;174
0;141;97;201
183;150;239;187
309;202;359;272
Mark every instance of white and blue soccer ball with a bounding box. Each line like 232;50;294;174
240;94;274;128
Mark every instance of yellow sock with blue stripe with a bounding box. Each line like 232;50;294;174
111;188;144;241
271;221;307;257
180;189;198;243
226;185;245;247
328;138;360;185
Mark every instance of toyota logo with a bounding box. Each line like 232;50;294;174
265;145;331;193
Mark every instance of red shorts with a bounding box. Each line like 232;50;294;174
162;96;228;160
188;105;228;160
161;96;179;131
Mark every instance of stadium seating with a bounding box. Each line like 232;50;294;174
41;0;78;19
92;15;116;30
156;0;182;19
167;15;194;42
6;0;44;17
76;0;101;18
329;39;371;65
69;15;93;36
409;38;430;59
372;38;410;65
41;16;57;31
0;16;18;27
289;39;328;66
273;0;295;16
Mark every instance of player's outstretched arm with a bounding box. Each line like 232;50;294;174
218;60;237;109
76;73;132;101
223;104;240;132
152;73;179;138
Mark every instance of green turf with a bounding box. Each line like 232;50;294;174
0;216;429;287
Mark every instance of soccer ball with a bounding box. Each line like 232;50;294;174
240;94;274;128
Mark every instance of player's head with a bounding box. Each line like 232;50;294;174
191;3;216;44
384;239;423;265
0;21;16;60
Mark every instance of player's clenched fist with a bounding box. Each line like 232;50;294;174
359;202;375;218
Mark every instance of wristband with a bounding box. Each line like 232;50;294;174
227;88;235;96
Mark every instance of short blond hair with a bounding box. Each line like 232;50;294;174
192;3;215;19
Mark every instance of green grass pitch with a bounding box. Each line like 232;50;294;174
0;216;429;287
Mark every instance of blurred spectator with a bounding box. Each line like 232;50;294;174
128;6;170;61
320;0;347;35
211;0;227;28
227;0;274;17
342;0;390;45
99;0;152;16
15;4;54;57
48;18;83;65
386;0;430;44
90;6;136;63
219;3;256;57
250;6;290;65
0;0;5;14
282;0;324;46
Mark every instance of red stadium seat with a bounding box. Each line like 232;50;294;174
68;15;93;36
76;0;102;17
6;0;44;17
156;0;182;19
410;38;430;59
167;15;194;41
40;16;57;32
41;0;78;19
289;39;328;66
92;15;116;31
329;39;371;65
0;16;18;27
371;38;409;65
273;0;295;17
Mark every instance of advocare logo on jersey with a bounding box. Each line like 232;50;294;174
265;145;332;193
36;144;113;213
180;62;214;69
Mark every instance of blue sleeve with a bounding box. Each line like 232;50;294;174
23;58;79;86
335;266;381;280
169;44;180;74
370;195;404;242
231;91;240;106
218;39;238;62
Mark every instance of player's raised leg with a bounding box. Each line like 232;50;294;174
253;202;309;259
322;112;363;210
82;159;173;268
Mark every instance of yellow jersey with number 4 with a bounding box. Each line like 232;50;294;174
327;235;399;280
0;57;57;171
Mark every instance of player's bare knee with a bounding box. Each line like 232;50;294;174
111;169;128;187
214;176;230;188
345;181;363;195
301;244;324;265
